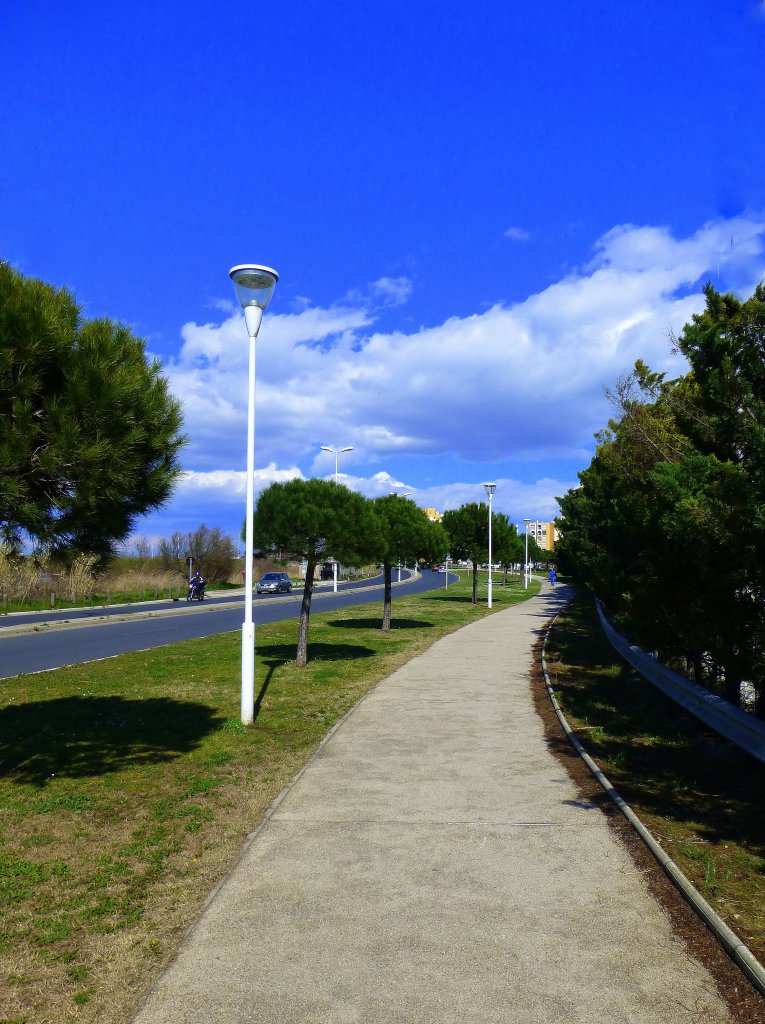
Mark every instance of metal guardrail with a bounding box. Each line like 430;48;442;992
596;600;765;763
543;613;765;995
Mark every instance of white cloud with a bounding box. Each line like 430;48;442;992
370;276;414;306
333;471;574;522
206;297;236;314
176;464;304;502
164;214;765;476
138;466;574;540
177;304;373;367
504;226;531;242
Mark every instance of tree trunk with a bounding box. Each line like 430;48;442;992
382;563;392;631
692;652;704;686
471;559;478;604
723;667;742;709
296;560;315;668
755;679;765;721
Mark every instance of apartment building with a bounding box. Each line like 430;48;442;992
525;520;558;551
423;507;443;523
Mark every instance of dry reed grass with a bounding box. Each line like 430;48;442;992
99;568;184;595
0;549;105;601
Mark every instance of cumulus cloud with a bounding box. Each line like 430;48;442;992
176;464;304;502
504;226;531;242
329;471;575;522
164;213;765;475
138;466;574;540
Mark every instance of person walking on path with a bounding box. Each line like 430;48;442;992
549;566;556;586
132;586;734;1024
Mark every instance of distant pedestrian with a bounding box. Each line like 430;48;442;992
549;568;556;586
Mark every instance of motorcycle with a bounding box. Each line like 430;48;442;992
187;580;206;601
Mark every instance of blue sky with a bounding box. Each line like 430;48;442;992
3;1;765;545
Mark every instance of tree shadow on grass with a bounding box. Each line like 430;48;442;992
256;642;376;662
254;660;281;722
248;644;377;718
325;618;434;630
0;697;223;787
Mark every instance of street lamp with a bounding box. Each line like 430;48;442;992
321;445;354;483
390;489;414;578
320;446;353;593
389;491;413;579
483;483;497;608
523;518;531;590
230;263;279;726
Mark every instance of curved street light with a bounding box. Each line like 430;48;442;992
230;264;279;726
321;445;354;483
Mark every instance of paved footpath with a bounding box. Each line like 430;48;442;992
132;584;732;1024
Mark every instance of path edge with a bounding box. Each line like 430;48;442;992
541;610;765;997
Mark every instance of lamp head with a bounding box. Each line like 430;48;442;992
320;446;333;453
229;265;278;338
229;265;279;308
483;482;497;497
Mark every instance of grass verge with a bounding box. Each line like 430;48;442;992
0;572;538;1024
544;593;765;970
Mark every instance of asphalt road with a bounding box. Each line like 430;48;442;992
0;570;454;679
0;574;396;631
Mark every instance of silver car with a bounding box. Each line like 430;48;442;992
256;571;292;595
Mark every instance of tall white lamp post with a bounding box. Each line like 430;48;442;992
484;483;497;608
523;517;531;590
230;264;279;726
390;490;412;579
320;446;353;593
321;445;354;483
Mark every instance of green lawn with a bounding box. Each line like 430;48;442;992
0;572;538;1024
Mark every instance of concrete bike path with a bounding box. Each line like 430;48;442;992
132;585;731;1024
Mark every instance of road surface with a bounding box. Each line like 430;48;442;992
0;570;454;679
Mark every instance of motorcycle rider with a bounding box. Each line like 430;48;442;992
189;569;206;597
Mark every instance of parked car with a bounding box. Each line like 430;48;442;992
256;572;292;594
431;565;444;572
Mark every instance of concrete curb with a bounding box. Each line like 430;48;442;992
541;612;765;998
0;573;419;640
